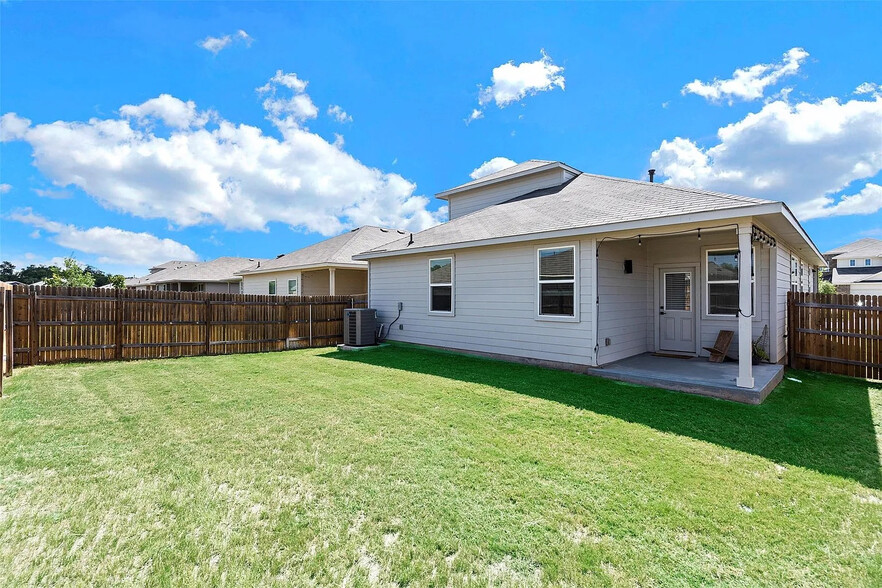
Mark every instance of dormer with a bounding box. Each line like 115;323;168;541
437;160;581;220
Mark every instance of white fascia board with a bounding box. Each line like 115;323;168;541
779;203;825;265
236;262;366;276
435;162;581;200
354;203;784;260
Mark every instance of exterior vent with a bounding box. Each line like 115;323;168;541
343;308;378;346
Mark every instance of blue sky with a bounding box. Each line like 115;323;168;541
2;2;881;276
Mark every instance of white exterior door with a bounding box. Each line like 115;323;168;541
659;269;695;353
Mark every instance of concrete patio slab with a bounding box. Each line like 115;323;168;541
588;353;784;404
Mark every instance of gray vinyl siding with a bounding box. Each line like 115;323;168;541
775;244;791;363
302;269;330;295
447;169;576;220
596;239;651;364
242;270;301;295
369;238;595;366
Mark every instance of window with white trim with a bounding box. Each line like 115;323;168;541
287;279;298;295
429;257;453;313
538;246;575;317
850;259;856;267
268;280;276;295
866;259;872;266
706;248;754;316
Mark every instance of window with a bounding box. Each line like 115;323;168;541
866;259;872;266
538;246;575;317
429;257;453;313
706;248;754;316
850;259;856;267
268;280;276;295
287;279;298;295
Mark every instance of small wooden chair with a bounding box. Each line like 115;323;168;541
703;330;734;363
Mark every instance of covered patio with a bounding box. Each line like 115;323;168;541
588;353;785;404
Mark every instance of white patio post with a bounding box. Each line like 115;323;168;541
329;268;336;296
736;223;754;389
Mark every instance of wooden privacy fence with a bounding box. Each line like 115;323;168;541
788;292;882;379
5;284;366;369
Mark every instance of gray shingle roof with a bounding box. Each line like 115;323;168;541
830;238;882;260
133;257;265;285
833;267;882;284
362;172;774;256
237;226;405;274
437;160;580;198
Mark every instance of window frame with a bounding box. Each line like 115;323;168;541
850;259;856;267
287;278;298;295
866;259;872;266
427;256;454;315
705;247;756;318
268;280;276;295
536;243;580;322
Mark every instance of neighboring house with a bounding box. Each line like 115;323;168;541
824;238;882;295
355;160;823;396
125;257;265;293
237;226;406;296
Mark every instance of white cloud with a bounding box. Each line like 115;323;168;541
257;70;318;122
33;187;72;199
682;47;809;104
0;72;445;236
7;208;199;267
855;82;880;97
469;50;564;122
199;29;252;55
0;183;11;194
470;157;518;180
327;105;352;123
649;94;882;221
120;94;211;129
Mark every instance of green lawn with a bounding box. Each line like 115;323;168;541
1;345;880;586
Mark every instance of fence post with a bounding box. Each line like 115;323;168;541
29;288;38;366
5;288;13;377
204;299;211;356
308;303;313;347
115;289;124;360
282;299;290;348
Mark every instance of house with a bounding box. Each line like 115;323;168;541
236;226;406;296
354;160;824;403
125;257;265;293
824;238;882;295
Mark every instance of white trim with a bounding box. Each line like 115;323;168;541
535;243;580;322
435;162;580;199
704;246;756;319
237;262;367;276
354;204;783;260
653;263;700;356
428;256;455;316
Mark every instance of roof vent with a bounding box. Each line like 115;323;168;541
276;254;284;259
648;169;656;183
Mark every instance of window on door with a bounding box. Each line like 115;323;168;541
664;272;691;311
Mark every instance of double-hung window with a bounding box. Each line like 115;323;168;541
268;280;276;295
866;259;872;266
287;279;298;295
429;257;453;313
538;246;575;317
706;248;754;316
850;259;856;267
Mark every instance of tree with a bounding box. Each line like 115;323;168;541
818;279;836;294
108;274;126;289
16;264;55;284
45;258;96;287
0;261;15;281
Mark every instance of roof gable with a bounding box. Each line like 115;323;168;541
436;160;581;200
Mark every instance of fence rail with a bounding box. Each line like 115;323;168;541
4;284;366;369
788;292;882;379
